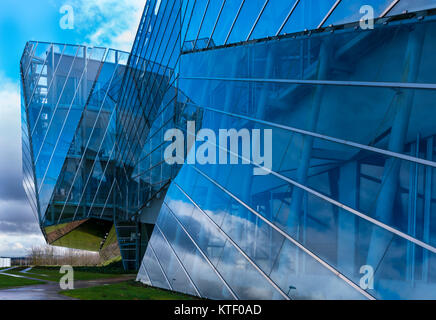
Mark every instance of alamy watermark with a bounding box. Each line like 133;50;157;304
164;121;273;176
60;4;74;30
360;5;375;30
59;265;74;290
359;265;374;290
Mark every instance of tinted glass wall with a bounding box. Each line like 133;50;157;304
20;0;436;299
20;42;131;259
135;1;436;300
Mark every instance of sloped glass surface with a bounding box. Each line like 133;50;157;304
323;0;393;27
249;0;299;39
280;0;337;34
388;0;436;16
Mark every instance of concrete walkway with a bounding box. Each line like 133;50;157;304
17;266;48;277
0;266;51;282
0;273;135;300
0;266;18;273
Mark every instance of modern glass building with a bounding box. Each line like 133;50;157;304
21;43;132;263
21;0;436;299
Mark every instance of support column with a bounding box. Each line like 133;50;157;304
422;136;433;281
136;219;141;270
406;136;419;282
337;161;358;276
284;41;331;235
366;25;425;273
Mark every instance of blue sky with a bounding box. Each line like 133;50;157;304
0;0;144;256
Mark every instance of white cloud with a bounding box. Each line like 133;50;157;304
72;0;145;51
0;1;146;257
0;75;45;256
0;199;40;230
0;233;45;257
0;76;27;201
0;0;146;257
0;76;21;150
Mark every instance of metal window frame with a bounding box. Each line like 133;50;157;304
155;224;202;297
98;178;116;219
181;99;436;170
276;0;301;36
318;0;342;29
38;48;111;196
139;263;154;286
89;138;119;218
246;0;270;41
25;44;51;119
30;43;67;136
181;75;436;90
116;0;170;160
192;165;375;300
34;45;81;165
23;42;39;80
183;123;436;256
173;182;291;300
164;202;239;300
193;0;211;50
148;242;174;291
224;0;246;45
57;50;120;223
118;0;185;166
207;0;227;48
380;0;401;18
72;98;118;220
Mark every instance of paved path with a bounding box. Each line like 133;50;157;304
16;266;48;277
0;267;51;282
0;266;18;273
0;274;135;300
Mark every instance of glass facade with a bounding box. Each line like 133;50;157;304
20;42;133;263
21;0;436;299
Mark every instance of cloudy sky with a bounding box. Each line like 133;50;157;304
0;0;145;257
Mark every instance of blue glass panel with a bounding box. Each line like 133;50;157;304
184;0;210;42
209;0;244;46
281;0;337;34
250;0;299;39
142;248;172;290
150;227;198;296
157;205;235;299
29;45;78;158
165;184;196;225
323;0;393;27
22;0;436;300
226;0;266;44
269;239;366;299
214;241;284;299
195;0;225;49
181;0;196;43
131;0;158;57
140;0;169;60
389;0;436;16
150;0;178;62
137;261;152;285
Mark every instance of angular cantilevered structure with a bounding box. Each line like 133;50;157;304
20;43;133;263
21;0;436;299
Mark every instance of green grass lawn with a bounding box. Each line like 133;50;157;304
0;274;45;289
8;266;132;282
60;280;199;300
